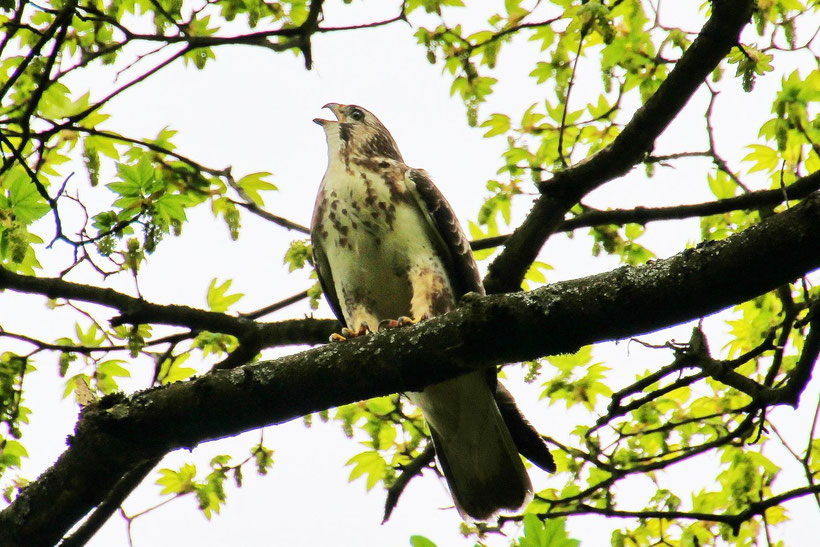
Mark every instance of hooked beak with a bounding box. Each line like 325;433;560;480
313;103;345;126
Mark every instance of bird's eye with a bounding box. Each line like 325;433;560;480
349;108;365;121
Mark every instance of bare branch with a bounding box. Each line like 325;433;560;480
382;443;436;523
241;290;311;319
232;200;310;234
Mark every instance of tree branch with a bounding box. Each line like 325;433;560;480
560;171;820;230
0;191;817;546
382;443;436;523
240;289;310;319
483;0;756;293
471;170;820;251
58;457;160;547
508;483;820;535
232;200;310;234
0;269;252;336
0;271;337;349
0;0;77;102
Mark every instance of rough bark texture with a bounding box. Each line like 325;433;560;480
1;191;817;546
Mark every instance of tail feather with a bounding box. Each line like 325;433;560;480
411;372;532;521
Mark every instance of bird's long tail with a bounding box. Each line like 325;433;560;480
410;371;532;521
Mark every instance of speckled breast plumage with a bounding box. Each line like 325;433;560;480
312;153;456;330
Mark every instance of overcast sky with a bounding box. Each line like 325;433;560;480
2;2;819;546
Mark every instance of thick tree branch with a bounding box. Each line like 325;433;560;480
0;192;817;546
484;0;755;293
59;458;159;547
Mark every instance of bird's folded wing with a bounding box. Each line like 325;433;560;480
494;382;557;472
405;169;484;298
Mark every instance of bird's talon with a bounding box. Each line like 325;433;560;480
410;314;429;324
330;333;347;342
378;319;400;331
339;323;372;339
378;316;429;331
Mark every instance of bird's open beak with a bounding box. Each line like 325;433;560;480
313;103;346;126
323;103;345;121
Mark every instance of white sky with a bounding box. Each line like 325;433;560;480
2;1;819;546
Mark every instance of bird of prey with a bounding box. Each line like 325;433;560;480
311;103;555;521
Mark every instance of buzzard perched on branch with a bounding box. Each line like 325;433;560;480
311;103;555;520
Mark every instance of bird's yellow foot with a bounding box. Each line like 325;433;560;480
330;322;372;342
377;315;428;331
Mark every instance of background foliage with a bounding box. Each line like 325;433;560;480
0;0;818;545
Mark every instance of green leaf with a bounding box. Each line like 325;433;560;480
63;374;91;399
154;194;189;224
206;278;244;312
75;323;104;347
707;170;735;199
193;331;238;357
546;345;593;372
728;45;774;92
236;172;277;206
8;173;50;224
36;82;73;119
97;360;131;379
409;536;437;547
284;240;311;272
157;463;197;495
110;156;158;201
621;224;640;243
346;451;386;490
158;354;197;384
253;444;275;475
742;144;779;173
365;396;396;415
0;440;28;468
519;514;580;547
588;94;612;118
521;260;553;290
480;113;511;137
185;47;216;69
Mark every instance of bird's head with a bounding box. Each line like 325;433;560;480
314;103;376;126
314;103;402;162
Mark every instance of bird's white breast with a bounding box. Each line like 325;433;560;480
318;160;453;327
